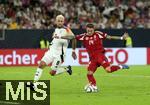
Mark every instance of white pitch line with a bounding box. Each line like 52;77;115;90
0;101;20;105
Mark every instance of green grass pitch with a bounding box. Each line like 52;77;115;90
0;65;150;105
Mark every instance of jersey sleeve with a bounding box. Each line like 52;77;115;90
66;27;74;36
95;31;107;39
75;34;85;41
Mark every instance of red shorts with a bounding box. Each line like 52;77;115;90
88;53;110;72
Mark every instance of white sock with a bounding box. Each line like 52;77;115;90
119;65;123;69
34;68;43;82
55;67;67;75
33;82;37;89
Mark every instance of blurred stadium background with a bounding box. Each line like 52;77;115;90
0;0;149;29
0;0;150;105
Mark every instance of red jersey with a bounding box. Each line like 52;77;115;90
76;31;107;58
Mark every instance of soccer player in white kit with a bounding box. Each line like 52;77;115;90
27;15;77;90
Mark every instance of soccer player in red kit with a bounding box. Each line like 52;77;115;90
53;23;129;92
74;23;129;92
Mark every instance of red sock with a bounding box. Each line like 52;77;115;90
49;70;56;76
87;74;96;86
110;65;121;72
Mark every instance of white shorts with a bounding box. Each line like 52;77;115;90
41;49;64;69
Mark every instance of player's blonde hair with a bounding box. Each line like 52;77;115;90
56;15;65;21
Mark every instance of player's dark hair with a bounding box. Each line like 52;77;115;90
86;23;94;28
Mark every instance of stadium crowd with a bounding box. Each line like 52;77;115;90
0;0;149;29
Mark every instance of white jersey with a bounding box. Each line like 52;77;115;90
41;26;73;66
50;27;70;55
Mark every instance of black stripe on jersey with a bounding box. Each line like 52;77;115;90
60;44;64;62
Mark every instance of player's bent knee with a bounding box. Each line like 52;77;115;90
87;70;94;75
38;61;46;69
49;70;56;76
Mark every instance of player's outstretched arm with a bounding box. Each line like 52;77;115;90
53;34;75;39
53;28;75;40
106;35;123;40
62;28;75;39
61;35;75;39
106;32;128;40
